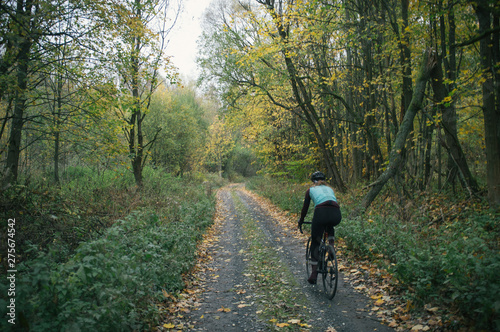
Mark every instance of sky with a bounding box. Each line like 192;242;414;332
166;0;211;80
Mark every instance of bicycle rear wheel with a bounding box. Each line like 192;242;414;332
305;237;312;278
322;245;338;300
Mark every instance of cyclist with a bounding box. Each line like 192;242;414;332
298;171;342;284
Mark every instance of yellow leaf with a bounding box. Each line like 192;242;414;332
276;322;290;327
163;323;175;329
218;306;231;312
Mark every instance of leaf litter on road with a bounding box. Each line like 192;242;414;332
155;184;451;331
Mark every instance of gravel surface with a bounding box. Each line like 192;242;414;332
168;184;395;332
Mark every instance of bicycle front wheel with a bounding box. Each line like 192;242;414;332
305;237;312;278
322;245;338;300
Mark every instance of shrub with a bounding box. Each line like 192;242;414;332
0;174;217;331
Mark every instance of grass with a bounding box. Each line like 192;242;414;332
0;167;225;331
230;190;312;330
246;175;500;331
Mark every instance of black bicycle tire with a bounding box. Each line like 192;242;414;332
322;244;338;300
305;237;312;279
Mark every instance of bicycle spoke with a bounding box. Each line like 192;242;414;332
322;245;338;300
305;237;312;279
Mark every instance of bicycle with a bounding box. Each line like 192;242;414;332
300;221;339;300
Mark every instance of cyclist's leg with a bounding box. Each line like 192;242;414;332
326;207;342;247
308;210;326;284
325;223;335;248
310;212;326;262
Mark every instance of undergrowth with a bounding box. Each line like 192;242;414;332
0;168;224;331
246;176;500;331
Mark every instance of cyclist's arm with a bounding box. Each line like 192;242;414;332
299;189;311;223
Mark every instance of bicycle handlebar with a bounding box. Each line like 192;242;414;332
299;221;311;234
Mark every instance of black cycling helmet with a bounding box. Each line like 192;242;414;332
311;171;325;182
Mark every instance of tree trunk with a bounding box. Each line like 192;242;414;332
474;1;500;209
263;1;347;191
130;4;144;188
5;41;31;184
361;50;436;210
4;0;35;185
400;0;413;121
430;55;479;193
53;74;63;183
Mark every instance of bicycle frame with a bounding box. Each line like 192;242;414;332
300;221;339;300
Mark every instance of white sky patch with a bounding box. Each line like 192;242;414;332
166;0;211;80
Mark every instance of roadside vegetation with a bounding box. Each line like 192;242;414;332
0;168;225;331
247;176;499;331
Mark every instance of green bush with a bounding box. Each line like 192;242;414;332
336;214;500;330
0;174;217;331
246;176;306;213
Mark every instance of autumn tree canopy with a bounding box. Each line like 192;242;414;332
198;0;500;210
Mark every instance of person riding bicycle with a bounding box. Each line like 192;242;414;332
298;171;342;284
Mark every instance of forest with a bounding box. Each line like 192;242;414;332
0;0;499;331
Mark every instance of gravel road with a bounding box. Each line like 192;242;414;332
168;184;395;332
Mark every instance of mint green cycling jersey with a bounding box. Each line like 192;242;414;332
309;185;337;206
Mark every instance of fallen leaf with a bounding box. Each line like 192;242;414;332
217;306;231;312
163;323;175;329
388;321;398;328
276;322;290;327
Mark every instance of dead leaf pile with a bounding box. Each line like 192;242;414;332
154;189;228;331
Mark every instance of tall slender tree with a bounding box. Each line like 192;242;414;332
473;0;500;209
109;0;179;186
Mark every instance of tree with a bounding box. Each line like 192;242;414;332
1;0;118;185
2;0;42;185
204;118;235;177
361;50;436;210
197;0;494;210
473;0;500;209
145;84;209;174
108;0;179;186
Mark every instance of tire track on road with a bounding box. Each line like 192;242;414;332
161;184;394;332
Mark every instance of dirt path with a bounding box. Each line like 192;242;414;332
160;184;396;331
